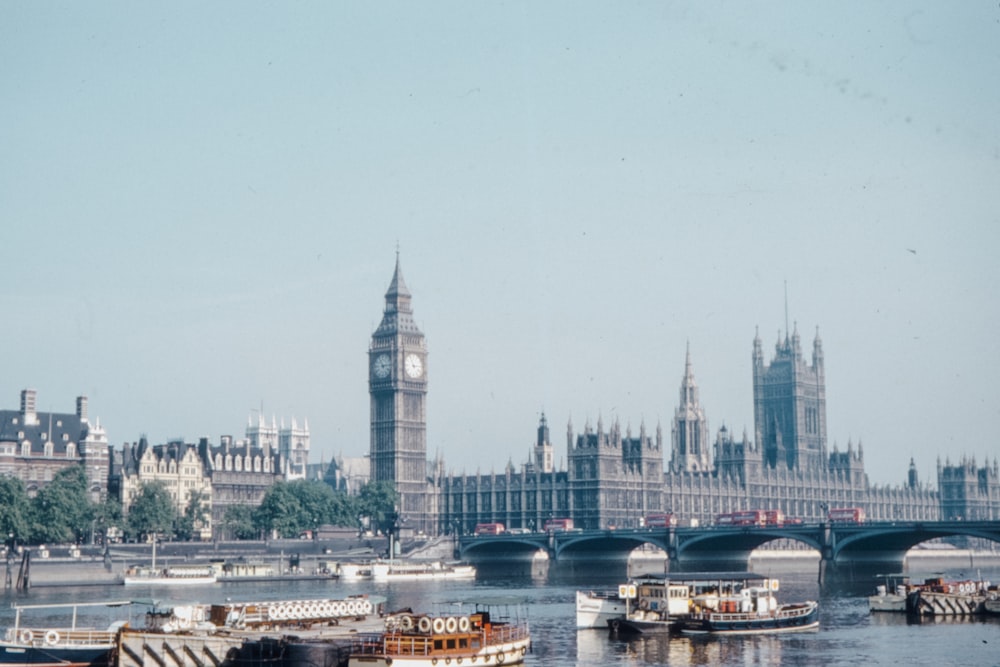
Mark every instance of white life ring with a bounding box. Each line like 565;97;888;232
44;631;60;646
400;615;414;631
445;616;458;633
332;602;346;617
19;630;33;644
458;616;471;632
361;599;374;615
432;617;446;634
418;616;433;633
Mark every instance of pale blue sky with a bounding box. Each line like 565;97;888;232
2;2;998;487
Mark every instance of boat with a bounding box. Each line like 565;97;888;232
347;602;530;667
575;589;627;629
121;564;217;586
608;572;782;634
370;560;476;582
678;578;819;635
337;559;475;582
869;574;910;612
0;600;134;667
904;577;991;616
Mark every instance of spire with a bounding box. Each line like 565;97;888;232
375;252;422;336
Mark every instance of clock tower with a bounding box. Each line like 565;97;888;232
369;254;431;534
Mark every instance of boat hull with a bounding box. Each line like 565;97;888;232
122;575;217;586
680;602;819;635
0;643;113;667
575;590;627;629
347;639;530;667
905;590;986;616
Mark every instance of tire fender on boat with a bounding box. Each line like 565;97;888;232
496;652;505;664
44;631;59;646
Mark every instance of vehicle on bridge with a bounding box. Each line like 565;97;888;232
543;518;575;532
473;523;506;536
716;510;767;527
642;513;678;528
827;507;866;524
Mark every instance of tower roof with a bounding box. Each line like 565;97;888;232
375;253;422;337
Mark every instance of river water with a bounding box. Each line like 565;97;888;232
3;555;999;666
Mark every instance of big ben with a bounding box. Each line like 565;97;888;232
369;254;430;534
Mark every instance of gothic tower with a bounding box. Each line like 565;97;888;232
369;254;431;533
752;324;827;472
671;343;711;472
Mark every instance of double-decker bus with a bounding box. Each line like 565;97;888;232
716;510;768;526
473;522;506;536
643;513;678;528
764;509;785;526
827;507;866;524
543;518;575;532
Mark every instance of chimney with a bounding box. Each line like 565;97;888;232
76;396;89;423
21;389;38;426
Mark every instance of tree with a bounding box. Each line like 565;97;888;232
174;489;210;541
357;481;399;536
253;482;302;538
0;476;30;547
223;504;258;540
127;481;176;541
29;466;92;544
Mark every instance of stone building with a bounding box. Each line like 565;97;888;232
0;389;108;501
938;456;1000;520
114;437;214;540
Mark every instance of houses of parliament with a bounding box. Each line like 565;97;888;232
369;258;999;535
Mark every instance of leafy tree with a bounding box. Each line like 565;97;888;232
0;476;30;547
223;504;258;540
253;482;302;538
92;497;123;544
29;466;92;544
126;481;176;541
357;481;399;536
174;489;210;541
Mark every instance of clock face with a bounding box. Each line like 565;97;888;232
373;354;391;379
404;353;423;378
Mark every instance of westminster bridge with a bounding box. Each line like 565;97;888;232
457;520;1000;580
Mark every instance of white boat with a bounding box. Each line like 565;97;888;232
575;589;627;629
348;603;530;667
122;565;217;586
346;560;475;582
869;575;910;612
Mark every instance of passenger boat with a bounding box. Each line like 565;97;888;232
347;602;530;667
608;572;794;635
679;596;819;635
338;560;476;582
575;589;627;629
0;600;134;667
121;564;217;586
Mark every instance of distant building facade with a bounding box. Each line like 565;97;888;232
110;412;311;539
938;456;1000;520
0;389;108;502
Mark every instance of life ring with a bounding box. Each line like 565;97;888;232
520;647;527;656
347;601;359;616
496;652;505;664
431;659;438;666
458;616;471;632
418;616;433;634
360;599;374;615
445;659;452;665
432;617;446;634
19;630;33;644
44;631;60;646
400;615;414;631
445;616;458;633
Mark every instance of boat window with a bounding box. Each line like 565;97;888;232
434;639;443;650
447;639;457;649
459;638;469;648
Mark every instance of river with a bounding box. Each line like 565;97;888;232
2;554;999;666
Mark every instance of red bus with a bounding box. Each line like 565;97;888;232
828;507;866;524
473;523;506;536
764;509;785;527
643;513;678;528
716;510;767;526
543;518;575;532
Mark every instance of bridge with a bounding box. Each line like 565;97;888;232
457;520;1000;578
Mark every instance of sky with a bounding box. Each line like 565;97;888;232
2;2;998;488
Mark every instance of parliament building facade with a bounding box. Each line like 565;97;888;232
368;259;999;535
